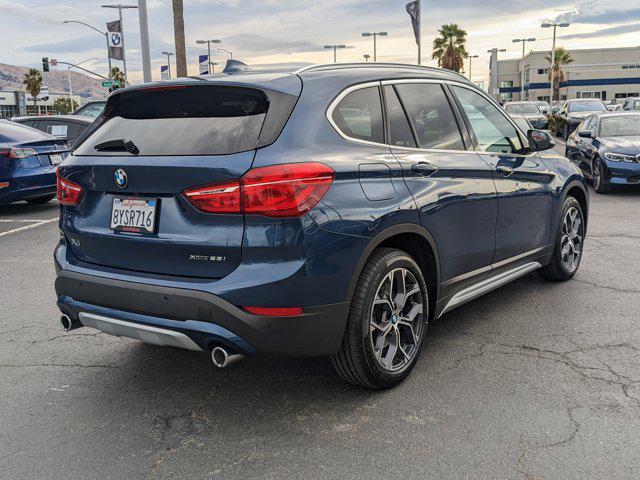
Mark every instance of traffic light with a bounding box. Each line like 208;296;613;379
42;57;49;72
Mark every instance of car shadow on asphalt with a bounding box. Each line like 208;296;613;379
0;201;59;217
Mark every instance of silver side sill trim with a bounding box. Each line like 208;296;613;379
79;313;203;351
439;261;542;317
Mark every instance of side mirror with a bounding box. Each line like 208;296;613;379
528;129;555;151
578;130;593;139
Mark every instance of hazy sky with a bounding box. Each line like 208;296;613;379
2;0;640;84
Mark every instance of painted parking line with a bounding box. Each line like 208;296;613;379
0;219;54;223
0;218;57;237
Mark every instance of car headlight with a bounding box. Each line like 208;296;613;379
604;152;636;162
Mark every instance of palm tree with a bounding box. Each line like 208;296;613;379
545;47;574;101
432;24;468;73
23;68;43;113
111;66;125;88
172;0;187;77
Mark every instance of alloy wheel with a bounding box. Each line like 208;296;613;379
560;206;583;273
592;160;602;190
369;268;424;372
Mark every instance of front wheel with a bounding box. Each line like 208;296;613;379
592;158;611;194
538;196;585;281
331;248;429;389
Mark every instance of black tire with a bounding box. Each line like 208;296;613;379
563;124;569;141
538;196;585;281
591;158;611;194
26;194;55;205
331;248;429;389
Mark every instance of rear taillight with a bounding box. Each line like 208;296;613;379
182;162;335;217
56;170;84;206
0;147;38;159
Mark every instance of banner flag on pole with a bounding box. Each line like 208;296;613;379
106;20;124;61
160;65;169;81
199;55;209;75
406;1;420;46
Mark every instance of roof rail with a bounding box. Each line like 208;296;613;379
294;62;469;80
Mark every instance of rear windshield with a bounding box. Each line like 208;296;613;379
0;120;53;142
568;100;606;113
74;86;270;156
505;103;539;114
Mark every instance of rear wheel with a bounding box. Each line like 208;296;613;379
539;196;585;281
331;248;428;389
26;194;55;205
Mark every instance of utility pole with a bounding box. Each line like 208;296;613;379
217;48;233;60
196;39;221;73
361;32;388;62
512;38;536;100
324;45;350;63
468;54;478;81
138;0;152;82
101;4;138;84
171;0;187;77
542;22;569;102
417;0;421;65
161;51;174;78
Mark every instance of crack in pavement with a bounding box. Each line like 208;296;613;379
571;278;640;295
0;363;119;369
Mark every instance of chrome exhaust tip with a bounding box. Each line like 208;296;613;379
211;346;244;369
60;314;81;332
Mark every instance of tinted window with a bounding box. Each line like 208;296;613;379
75;87;269;156
0;119;52;142
600;115;640;136
75;102;106;118
568;100;606;113
504;103;540;114
512;117;531;132
453;86;523;154
383;86;415;148
395;83;464;150
332;87;384;144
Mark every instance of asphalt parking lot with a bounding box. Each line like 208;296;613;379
1;141;639;479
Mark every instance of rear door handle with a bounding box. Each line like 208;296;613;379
411;162;438;176
496;165;514;176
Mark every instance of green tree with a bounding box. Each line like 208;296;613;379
545;47;574;101
432;24;468;73
53;97;79;115
23;68;43;112
111;66;125;87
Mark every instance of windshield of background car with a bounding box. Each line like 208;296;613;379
568;100;607;113
600;115;640;137
505;103;540;114
74;86;269;156
75;102;106;118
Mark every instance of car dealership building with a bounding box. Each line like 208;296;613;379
0;89;84;118
491;46;640;103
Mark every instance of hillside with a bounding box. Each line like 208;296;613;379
0;63;108;99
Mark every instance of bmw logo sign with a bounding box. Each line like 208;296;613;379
111;33;122;46
114;169;127;189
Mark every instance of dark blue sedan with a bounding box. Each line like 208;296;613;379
0;120;69;205
566;112;640;193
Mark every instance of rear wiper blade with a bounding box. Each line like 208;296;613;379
94;138;140;155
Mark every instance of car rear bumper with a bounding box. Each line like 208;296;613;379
55;269;349;357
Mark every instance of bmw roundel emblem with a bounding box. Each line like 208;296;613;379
114;169;127;189
111;32;122;46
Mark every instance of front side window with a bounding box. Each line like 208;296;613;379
394;83;465;150
332;86;384;144
452;86;523;154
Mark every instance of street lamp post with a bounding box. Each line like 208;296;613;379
62;20;112;81
66;57;98;107
363;54;371;63
512;37;536;100
101;4;138;85
217;48;233;60
361;32;388;62
161;51;174;79
324;45;349;63
196;39;222;73
468;54;478;80
542;22;569;102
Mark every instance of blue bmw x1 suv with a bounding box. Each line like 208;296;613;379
55;63;588;388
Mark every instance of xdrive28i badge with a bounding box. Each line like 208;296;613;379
114;169;127;189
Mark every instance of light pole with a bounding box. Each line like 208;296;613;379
361;32;388;62
487;48;506;102
217;48;233;60
196;39;222;73
62;20;112;81
467;54;478;80
363;54;371;63
324;45;349;63
512;38;536;100
161;51;174;79
101;4;138;85
542;22;569;102
137;0;152;82
67;57;98;107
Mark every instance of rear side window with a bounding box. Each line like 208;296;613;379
74;86;270;156
394;83;465;150
332;86;384;144
383;86;416;148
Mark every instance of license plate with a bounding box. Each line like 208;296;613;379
50;153;63;165
110;197;157;233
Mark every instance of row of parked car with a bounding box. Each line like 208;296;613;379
0;101;105;205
